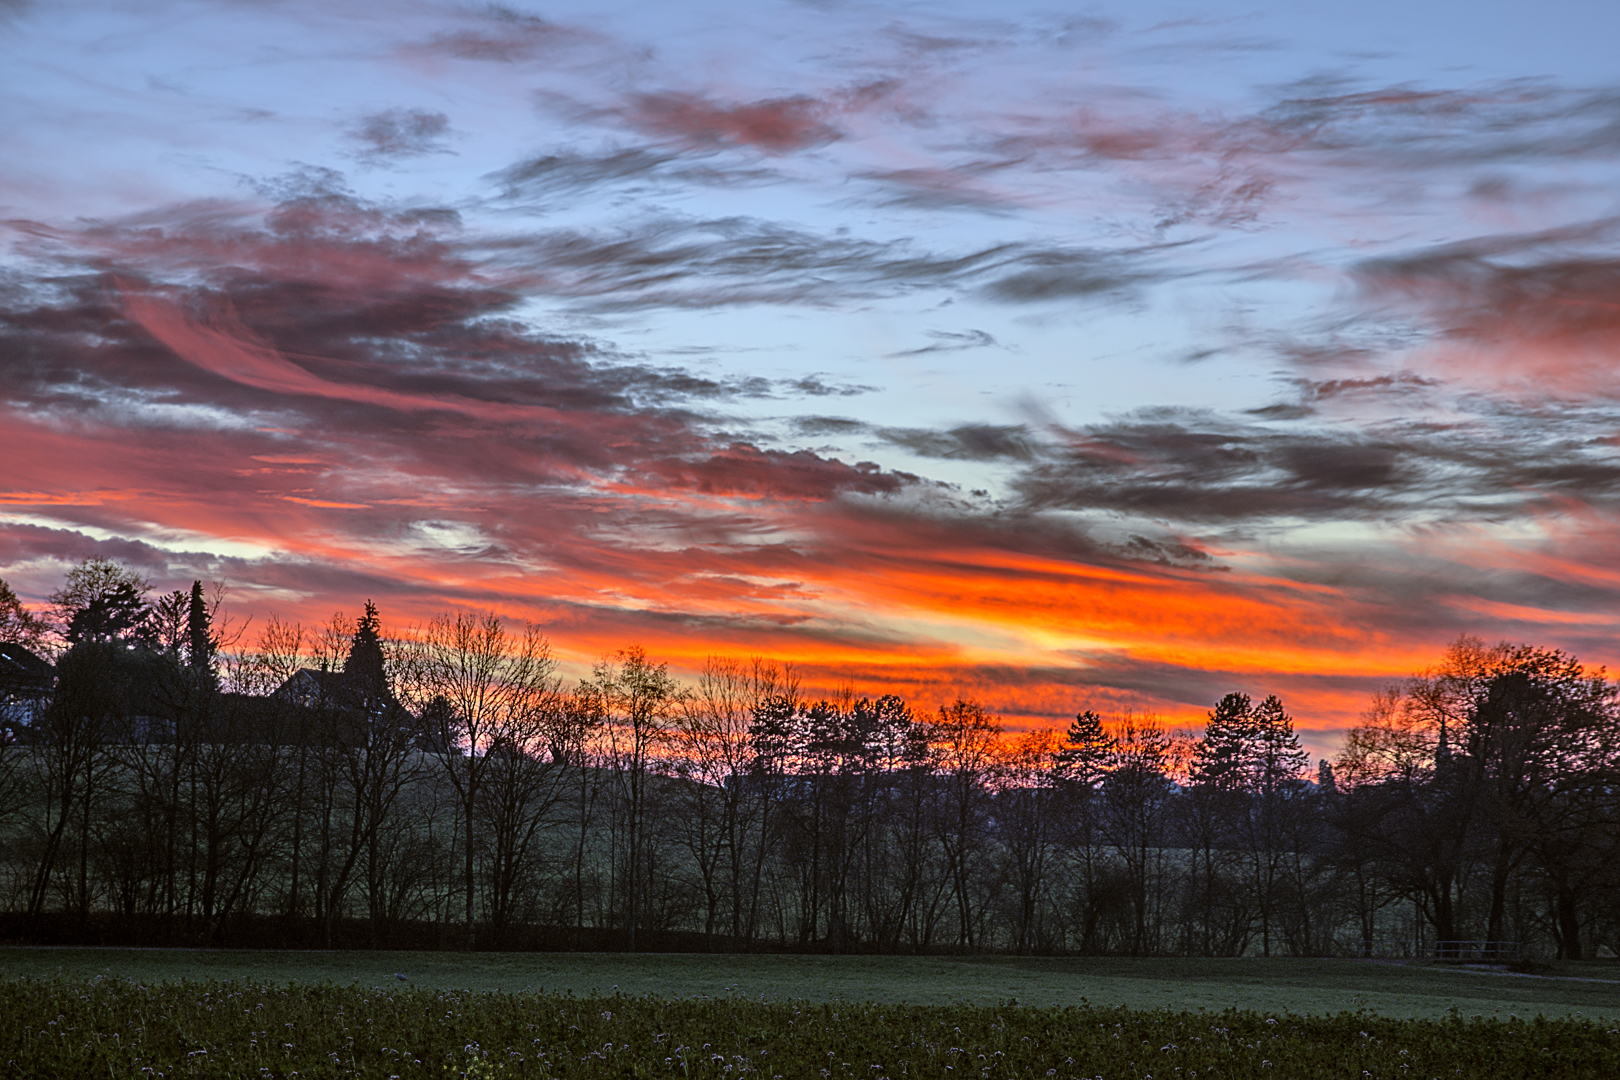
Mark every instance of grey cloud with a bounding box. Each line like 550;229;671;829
476;127;1177;310
1280;443;1400;490
880;423;1039;462
1298;373;1440;400
413;5;577;63
978;247;1155;303
481;217;989;308
785;375;878;397
490;144;789;206
350;109;452;160
1111;533;1224;571
793;416;869;437
854;162;1025;213
1011;406;1620;523
885;328;998;357
492;147;681;199
1245;403;1314;420
1152;168;1274;229
0;177;960;545
1051;654;1394;721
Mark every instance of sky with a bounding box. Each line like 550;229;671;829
5;0;1620;760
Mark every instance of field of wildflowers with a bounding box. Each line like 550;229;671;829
1;976;1616;1079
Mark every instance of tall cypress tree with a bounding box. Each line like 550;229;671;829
186;581;214;674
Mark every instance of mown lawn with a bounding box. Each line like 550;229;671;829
4;948;1620;1019
2;977;1618;1079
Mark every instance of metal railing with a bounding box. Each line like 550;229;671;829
1432;940;1519;962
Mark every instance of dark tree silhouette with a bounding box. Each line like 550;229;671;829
344;600;386;698
187;581;215;676
51;559;153;646
0;577;47;649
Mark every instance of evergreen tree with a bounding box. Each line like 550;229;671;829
64;581;152;645
1192;692;1255;791
344;600;387;697
747;695;797;776
186;581;214;673
1250;694;1308;793
50;558;153;646
1059;709;1115;788
149;590;190;652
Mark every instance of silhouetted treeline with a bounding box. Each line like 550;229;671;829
2;559;1619;957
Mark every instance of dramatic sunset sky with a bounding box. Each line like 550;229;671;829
5;0;1620;758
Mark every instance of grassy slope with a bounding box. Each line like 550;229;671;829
2;948;1618;1019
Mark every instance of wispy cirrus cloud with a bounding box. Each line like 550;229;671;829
1001;406;1620;525
470;213;1168;311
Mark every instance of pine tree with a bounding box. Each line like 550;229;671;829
51;558;153;646
1059;709;1115;788
64;581;151;645
1192;691;1254;791
344;600;387;697
1250;694;1308;793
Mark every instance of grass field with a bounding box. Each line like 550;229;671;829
4;947;1620;1020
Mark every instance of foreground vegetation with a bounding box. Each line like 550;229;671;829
3;976;1618;1080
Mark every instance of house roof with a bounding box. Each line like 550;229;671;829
272;667;402;711
0;642;54;691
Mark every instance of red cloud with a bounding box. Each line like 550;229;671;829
628;92;843;152
1353;237;1620;399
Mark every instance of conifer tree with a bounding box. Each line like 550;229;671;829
1192;691;1255;791
344;600;387;697
1250;694;1308;793
186;580;215;675
50;558;153;646
1059;709;1115;787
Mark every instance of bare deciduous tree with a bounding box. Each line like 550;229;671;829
584;645;680;951
401;611;561;948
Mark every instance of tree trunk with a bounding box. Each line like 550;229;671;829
1556;885;1582;960
1486;843;1513;946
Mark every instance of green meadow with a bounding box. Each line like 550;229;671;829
4;948;1620;1020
